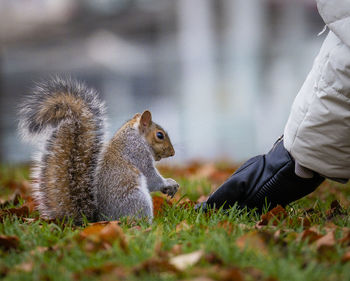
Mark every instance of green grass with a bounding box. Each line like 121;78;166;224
1;164;350;281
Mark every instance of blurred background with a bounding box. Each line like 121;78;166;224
0;0;326;164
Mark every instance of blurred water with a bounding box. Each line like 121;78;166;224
0;0;326;164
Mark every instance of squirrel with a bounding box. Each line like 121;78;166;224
18;77;179;224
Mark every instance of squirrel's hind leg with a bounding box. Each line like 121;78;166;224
123;187;153;223
97;175;153;223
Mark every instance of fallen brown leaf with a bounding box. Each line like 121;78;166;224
218;267;244;281
257;206;311;229
315;231;336;254
189;266;243;281
79;224;105;239
0;205;30;222
256;205;288;227
170;244;182;256
236;231;268;255
242;266;265;280
22;218;38;224
0;193;22;209
204;252;224;265
100;223;128;253
296;217;311;228
217;221;235;234
326;200;346;220
177;199;196;209
323;222;340;233
300;229;323;244
315;231;336;247
340;231;350;246
341;250;350;263
182;277;215;281
176;220;192;233
74;263;129;280
153;195;173;217
0;265;9;278
77;222;128;253
209;170;233;184
22;198;36;213
0;235;20;251
154;241;168;259
29;246;49;256
14;261;34;272
133;257;179;275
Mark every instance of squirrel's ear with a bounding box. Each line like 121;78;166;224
133;113;141;119
140;110;152;128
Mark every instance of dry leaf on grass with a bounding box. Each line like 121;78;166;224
236;231;268;255
0;193;22;209
3;180;31;196
182;277;215;281
0;235;20;251
315;231;336;254
177;199;196;209
133;257;179;275
189;163;236;184
169;250;204;271
296;217;311;228
322;222;340;234
256;205;288;227
79;224;106;239
152;195;173;217
300;229;323;244
100;223;126;244
326;200;346;220
217;221;235;234
341;250;350;263
74;263;129;280
219;267;244;281
77;222;128;253
14;261;34;272
0;265;9;278
256;205;311;229
176;220;192;233
170;244;182;256
339;231;350;246
0;205;30;222
204;252;224;265
29;245;60;256
154;241;169;259
315;231;336;248
189;266;244;281
22;218;38;224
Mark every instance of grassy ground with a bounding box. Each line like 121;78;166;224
1;162;350;281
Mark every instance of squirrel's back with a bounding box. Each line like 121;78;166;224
18;77;106;223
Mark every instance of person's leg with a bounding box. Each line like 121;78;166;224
198;137;324;212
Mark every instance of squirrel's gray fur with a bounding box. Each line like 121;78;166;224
18;77;178;224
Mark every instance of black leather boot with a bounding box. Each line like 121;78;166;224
197;138;324;212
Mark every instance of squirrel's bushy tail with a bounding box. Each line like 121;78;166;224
19;77;105;140
18;77;106;223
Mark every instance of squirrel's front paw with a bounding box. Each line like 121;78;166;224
161;178;179;198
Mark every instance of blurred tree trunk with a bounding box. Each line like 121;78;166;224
221;0;266;158
177;0;217;159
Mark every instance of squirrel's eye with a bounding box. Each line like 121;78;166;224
156;132;164;140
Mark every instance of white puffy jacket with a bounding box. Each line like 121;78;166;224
284;0;350;179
